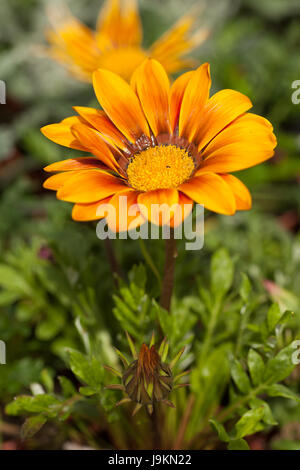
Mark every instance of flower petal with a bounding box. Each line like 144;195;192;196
106;190;144;232
41;116;87;150
71;123;120;172
73;106;129;151
219;174;252;211
43;171;81;190
196;113;276;173
137;188;179;225
44;157;107;173
72;196;112;221
56;169;128;203
93;68;150;142
132;59;170;136
179;63;211;142
169;71;194;133
46;11;101;82
195;89;253;151
149;15;208;75
179;173;236;215
170;192;193;228
97;0;142;47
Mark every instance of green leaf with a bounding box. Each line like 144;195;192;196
21;415;47;440
247;349;265;386
211;248;234;297
272;439;300;451
58;376;76;398
0;290;21;306
249;399;278;426
79;386;98;396
267;384;300;402
6;395;61;419
228;439;250;450
267;303;282;332
263;343;296;384
239;274;252;303
235;406;265;439
68;349;103;391
0;264;32;296
209;419;229;442
231;359;251;394
41;369;54;393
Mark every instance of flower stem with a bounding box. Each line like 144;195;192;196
173;394;195;449
160;229;177;312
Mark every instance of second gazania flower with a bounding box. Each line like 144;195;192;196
42;59;277;231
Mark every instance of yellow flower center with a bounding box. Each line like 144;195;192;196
99;46;148;81
127;145;194;192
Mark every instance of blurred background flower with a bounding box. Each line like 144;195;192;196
45;0;209;82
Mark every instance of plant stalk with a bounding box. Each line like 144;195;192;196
160;230;177;312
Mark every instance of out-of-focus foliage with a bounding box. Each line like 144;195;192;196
5;252;300;450
0;0;299;450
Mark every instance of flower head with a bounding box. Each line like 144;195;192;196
45;0;208;82
105;333;188;415
42;59;277;231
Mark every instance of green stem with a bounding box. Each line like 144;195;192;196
235;304;251;357
160;230;177;312
217;384;267;423
139;238;162;289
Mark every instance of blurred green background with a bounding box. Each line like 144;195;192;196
0;0;299;450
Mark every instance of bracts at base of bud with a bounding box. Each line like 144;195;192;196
104;332;189;416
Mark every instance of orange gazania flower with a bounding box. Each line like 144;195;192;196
45;0;208;82
41;59;277;231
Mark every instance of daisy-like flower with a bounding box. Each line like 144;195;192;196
42;59;277;231
45;0;208;82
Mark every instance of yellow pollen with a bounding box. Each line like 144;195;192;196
127;145;194;192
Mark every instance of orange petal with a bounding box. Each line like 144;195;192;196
169;71;194;133
132;59;170;136
46;12;101;82
179;173;236;215
170;192;193;228
97;0;142;47
106;190;144;232
73;107;129;151
56;169;128;203
72;196;112;221
93;68;150;142
44;157;107;173
149;15;208;75
137;188;179;225
41;116;87;150
220;174;252;211
96;0;121;42
43;171;81;190
179;63;211;142
71;123;119;172
196;113;276;174
195;89;253;151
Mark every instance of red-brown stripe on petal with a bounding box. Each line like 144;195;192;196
93;68;150;142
